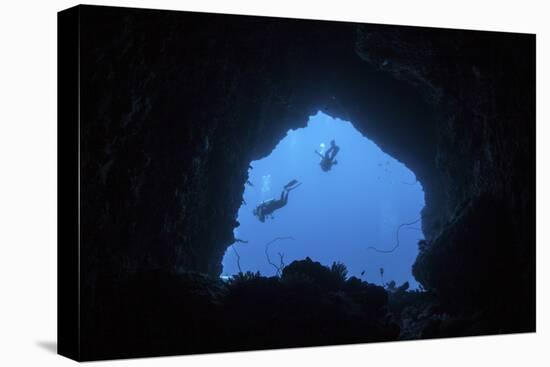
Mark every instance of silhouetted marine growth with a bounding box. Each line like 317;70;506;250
231;245;242;273
84;259;399;359
367;218;422;253
264;236;295;275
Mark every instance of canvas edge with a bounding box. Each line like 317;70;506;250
57;4;81;362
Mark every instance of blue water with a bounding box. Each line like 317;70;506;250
222;112;425;288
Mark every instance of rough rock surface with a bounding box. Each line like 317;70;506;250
83;261;399;360
76;5;535;356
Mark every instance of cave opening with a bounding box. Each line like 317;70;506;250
222;111;425;287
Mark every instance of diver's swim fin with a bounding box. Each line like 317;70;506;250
284;179;299;189
285;181;302;191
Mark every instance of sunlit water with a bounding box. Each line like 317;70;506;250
222;112;425;288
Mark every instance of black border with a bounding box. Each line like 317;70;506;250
58;5;81;361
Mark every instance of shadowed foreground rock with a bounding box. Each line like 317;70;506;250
84;260;399;360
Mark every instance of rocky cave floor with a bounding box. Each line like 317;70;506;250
83;256;510;360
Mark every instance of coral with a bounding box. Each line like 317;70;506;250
330;261;349;282
281;257;347;291
82;259;399;359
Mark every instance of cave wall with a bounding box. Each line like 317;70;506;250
355;26;535;324
78;5;534;328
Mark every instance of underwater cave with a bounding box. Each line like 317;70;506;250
72;5;535;360
222;111;425;288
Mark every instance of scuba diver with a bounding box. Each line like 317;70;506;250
315;139;340;172
253;179;301;222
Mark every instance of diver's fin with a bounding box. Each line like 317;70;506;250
286;182;302;191
284;179;299;189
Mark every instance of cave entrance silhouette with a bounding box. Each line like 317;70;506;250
222;111;425;287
